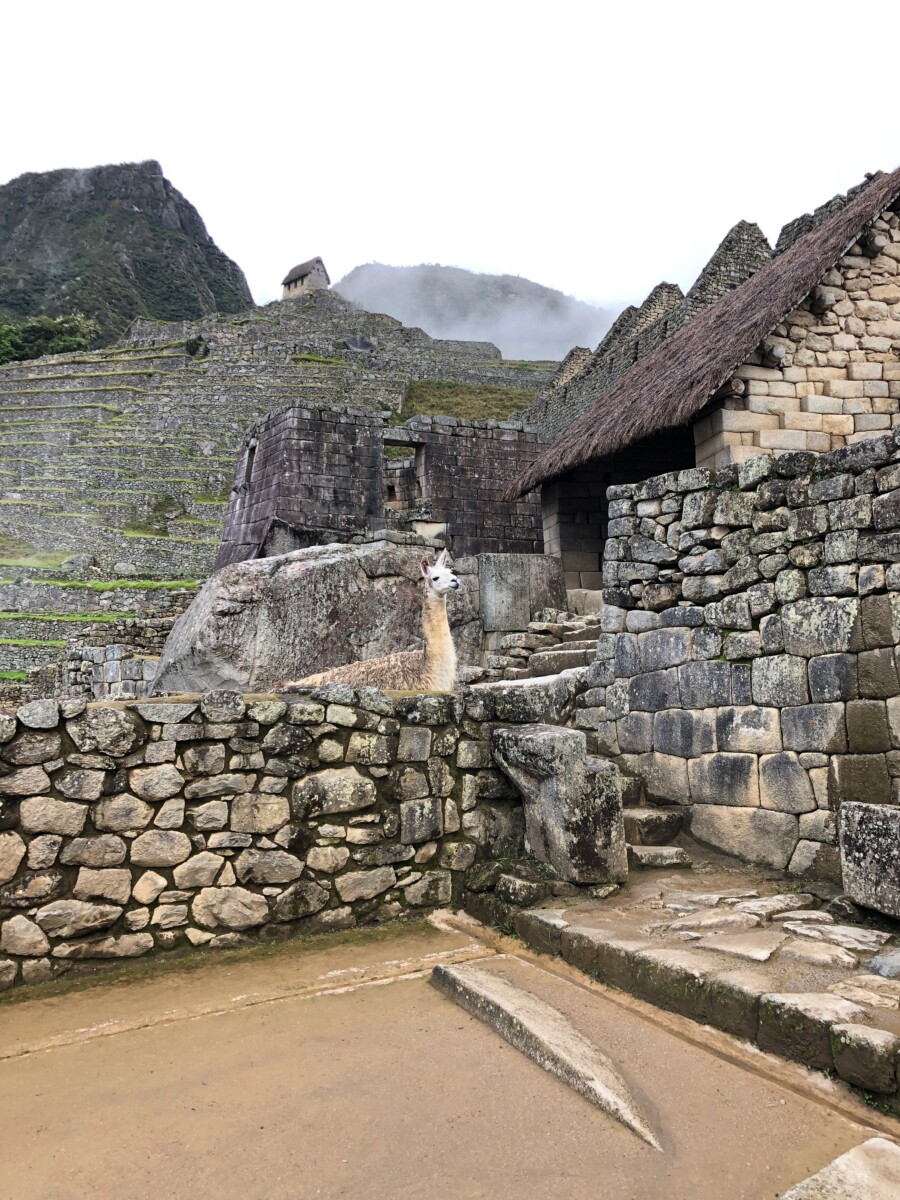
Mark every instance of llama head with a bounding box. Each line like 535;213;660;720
421;549;459;596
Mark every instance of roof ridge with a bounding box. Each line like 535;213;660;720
509;165;900;498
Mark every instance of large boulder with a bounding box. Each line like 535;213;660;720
840;802;900;918
492;724;627;884
152;536;481;694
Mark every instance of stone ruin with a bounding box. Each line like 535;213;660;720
3;170;900;1063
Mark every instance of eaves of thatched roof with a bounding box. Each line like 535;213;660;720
509;166;900;498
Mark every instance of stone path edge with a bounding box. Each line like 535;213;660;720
504;904;900;1112
431;957;661;1149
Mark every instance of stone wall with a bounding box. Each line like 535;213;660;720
0;678;582;991
0;290;554;578
696;211;900;470
216;406;546;567
583;432;900;880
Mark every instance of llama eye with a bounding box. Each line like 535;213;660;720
431;575;438;581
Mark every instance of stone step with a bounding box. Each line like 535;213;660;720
779;1138;900;1198
544;638;597;653
506;887;900;1102
527;647;594;676
627;844;693;869
622;807;684;846
559;625;601;644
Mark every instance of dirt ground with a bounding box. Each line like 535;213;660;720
0;917;892;1200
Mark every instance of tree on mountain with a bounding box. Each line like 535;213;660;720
0;313;100;365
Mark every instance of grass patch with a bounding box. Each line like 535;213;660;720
29;579;197;591
291;352;347;366
0;611;131;623
395;378;535;425
0;669;27;680
0;637;67;646
0;536;71;570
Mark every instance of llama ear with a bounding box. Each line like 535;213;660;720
420;558;431;578
436;548;449;567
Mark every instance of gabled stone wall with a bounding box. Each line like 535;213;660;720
583;434;900;881
697;207;900;470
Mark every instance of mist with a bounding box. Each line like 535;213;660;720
334;263;614;362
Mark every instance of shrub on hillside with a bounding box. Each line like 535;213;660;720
0;312;100;365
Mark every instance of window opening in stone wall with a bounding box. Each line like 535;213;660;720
383;438;413;512
243;442;257;487
415;445;428;500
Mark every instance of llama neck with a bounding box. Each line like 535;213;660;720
422;592;457;689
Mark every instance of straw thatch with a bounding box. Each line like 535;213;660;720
282;257;330;287
509;166;900;498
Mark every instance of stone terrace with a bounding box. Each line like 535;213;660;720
0;290;555;579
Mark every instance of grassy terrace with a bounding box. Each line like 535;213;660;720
394;378;535;424
0;637;66;647
0;612;131;622
0;670;27;681
0;403;122;414
24;579;197;591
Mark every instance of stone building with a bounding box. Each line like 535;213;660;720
511;167;900;590
216;404;547;567
281;256;330;298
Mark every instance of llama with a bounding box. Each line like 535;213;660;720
277;550;460;692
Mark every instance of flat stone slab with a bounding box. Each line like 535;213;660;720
780;922;892;953
771;909;834;924
734;894;813;918
696;929;787;962
828;974;900;1009
691;889;759;905
628;845;692;870
431;957;660;1149
666;910;761;934
779;1137;900;1199
780;939;859;969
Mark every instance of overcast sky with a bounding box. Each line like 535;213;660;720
3;2;898;317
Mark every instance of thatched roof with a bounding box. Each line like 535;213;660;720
282;257;330;287
509;166;900;498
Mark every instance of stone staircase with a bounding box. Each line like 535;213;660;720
479;611;603;681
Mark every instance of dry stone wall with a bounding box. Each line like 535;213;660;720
583;433;900;883
0;678;582;992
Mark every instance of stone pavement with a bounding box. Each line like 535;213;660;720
0;915;896;1199
513;863;900;1103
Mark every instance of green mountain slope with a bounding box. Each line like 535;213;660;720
335;261;612;360
0;160;252;342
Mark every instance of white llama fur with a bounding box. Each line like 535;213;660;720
278;549;460;692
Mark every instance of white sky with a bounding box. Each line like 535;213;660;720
3;1;899;316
